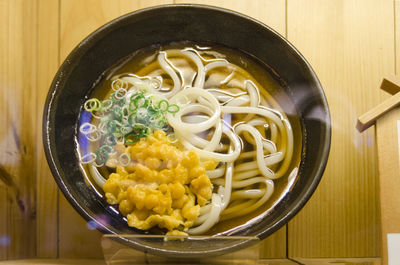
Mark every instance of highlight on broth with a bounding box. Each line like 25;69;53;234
77;44;297;236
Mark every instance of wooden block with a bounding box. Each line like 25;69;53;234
376;107;400;265
356;92;400;132
380;75;400;95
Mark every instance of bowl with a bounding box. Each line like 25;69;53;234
43;4;331;258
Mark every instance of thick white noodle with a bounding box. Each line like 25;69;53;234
167;88;221;133
157;51;181;98
188;194;222;235
206;165;226;179
235;152;284;172
194;160;232;226
235;123;276;179
221;160;233;210
89;165;106;187
230;189;264;199
180;114;223;152
221;179;274;220
181;50;205;88
177;127;241;162
204;60;230;72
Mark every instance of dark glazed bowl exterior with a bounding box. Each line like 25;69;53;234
43;4;331;258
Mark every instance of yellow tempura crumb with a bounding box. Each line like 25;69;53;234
102;130;216;234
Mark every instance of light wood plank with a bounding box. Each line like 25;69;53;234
0;187;8;260
396;0;400;75
0;0;10;259
58;0;172;258
375;107;400;265
294;257;381;265
174;0;287;258
0;258;382;265
357;92;400;132
36;0;60;258
259;260;297;265
0;258;297;265
287;0;394;257
0;0;38;259
258;227;286;259
59;0;173;62
0;259;106;265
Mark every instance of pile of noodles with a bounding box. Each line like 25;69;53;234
81;47;296;235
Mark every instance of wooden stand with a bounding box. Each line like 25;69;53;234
357;75;400;265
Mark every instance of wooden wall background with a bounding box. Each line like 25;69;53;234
0;0;399;261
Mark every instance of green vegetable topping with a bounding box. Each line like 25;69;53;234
79;79;180;166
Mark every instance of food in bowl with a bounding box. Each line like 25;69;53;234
77;42;300;236
43;5;330;257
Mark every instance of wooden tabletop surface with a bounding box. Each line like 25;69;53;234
0;0;399;263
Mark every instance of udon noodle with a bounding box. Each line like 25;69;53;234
78;43;297;235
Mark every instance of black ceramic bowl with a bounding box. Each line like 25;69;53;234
43;4;330;258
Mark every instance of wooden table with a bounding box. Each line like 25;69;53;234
1;0;399;264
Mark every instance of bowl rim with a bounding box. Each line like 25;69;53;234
43;3;331;258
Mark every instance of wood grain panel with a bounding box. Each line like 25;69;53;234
36;0;60;258
0;187;8;260
0;0;10;259
258;227;286;259
0;259;297;265
59;0;172;62
173;0;287;259
287;0;394;257
0;0;38;259
294;257;381;265
58;0;172;258
376;107;400;265
396;0;400;75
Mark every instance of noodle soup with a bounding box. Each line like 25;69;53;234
77;42;302;236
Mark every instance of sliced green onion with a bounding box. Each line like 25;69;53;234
103;134;116;146
81;86;182;167
84;98;102;111
111;106;123;121
166;133;178;143
97;121;108;134
80;122;96;135
158;100;169;111
114;134;125;145
167;104;180;113
96;148;108;164
101;99;113;111
111;79;128;91
81;152;97;164
86;131;101;142
119;153;131;166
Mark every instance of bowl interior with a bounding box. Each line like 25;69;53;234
43;4;330;257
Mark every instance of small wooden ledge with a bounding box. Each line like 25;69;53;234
380;75;400;95
357;76;400;132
